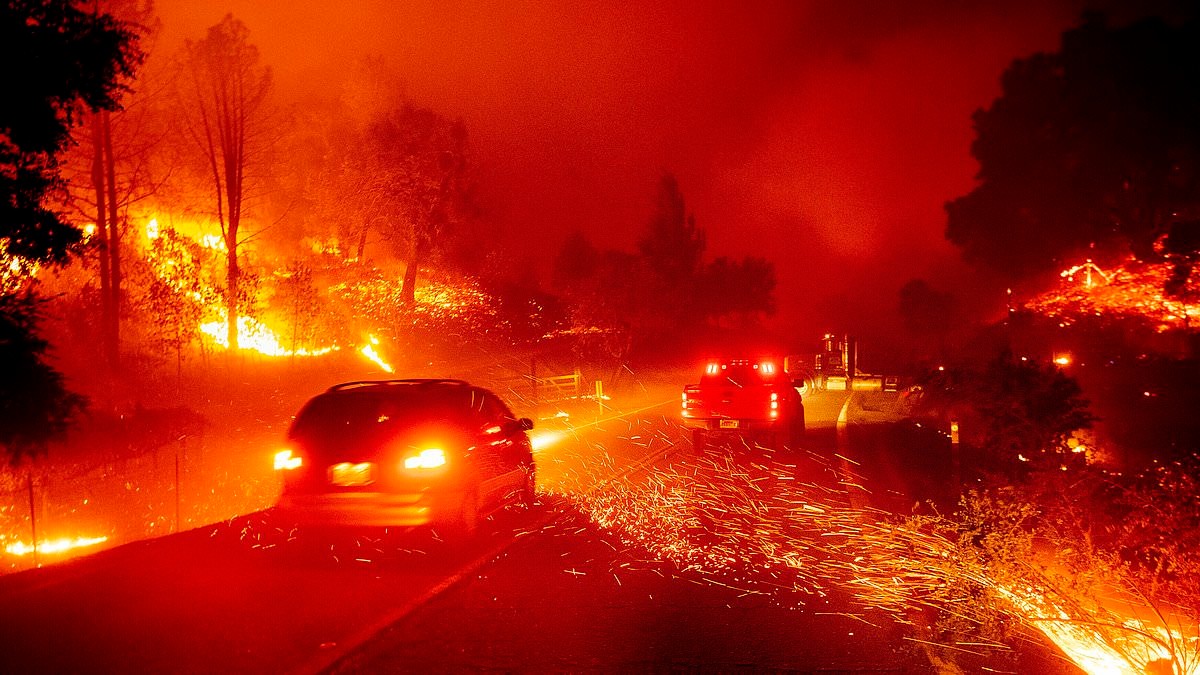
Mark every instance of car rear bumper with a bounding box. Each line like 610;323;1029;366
681;418;784;432
274;490;461;527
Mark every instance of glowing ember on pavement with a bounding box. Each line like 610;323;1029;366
545;416;1199;675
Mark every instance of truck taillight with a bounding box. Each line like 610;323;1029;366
770;392;779;410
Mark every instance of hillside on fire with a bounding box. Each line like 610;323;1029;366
3;3;1200;675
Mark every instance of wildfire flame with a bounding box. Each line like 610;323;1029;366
1027;257;1200;332
358;334;394;373
199;311;338;358
4;536;109;557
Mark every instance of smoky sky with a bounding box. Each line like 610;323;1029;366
154;0;1100;341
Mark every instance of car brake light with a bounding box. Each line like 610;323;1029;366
705;362;719;375
761;361;776;375
274;448;302;471
403;448;447;470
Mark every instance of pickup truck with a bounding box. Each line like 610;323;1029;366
680;358;805;450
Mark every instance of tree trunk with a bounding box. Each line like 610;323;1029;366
400;239;424;306
226;246;239;350
357;218;370;263
102;111;121;370
90;115;116;369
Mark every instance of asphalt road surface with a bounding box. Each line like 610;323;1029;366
0;390;1078;673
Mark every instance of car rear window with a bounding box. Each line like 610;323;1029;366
701;364;782;386
289;389;473;449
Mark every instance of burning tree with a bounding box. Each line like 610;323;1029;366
132;225;214;373
176;14;272;351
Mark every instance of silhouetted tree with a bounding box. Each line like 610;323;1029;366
0;294;85;462
638;173;705;284
63;0;159;371
551;230;600;289
1;0;139;262
914;349;1095;468
367;103;473;305
946;12;1200;285
697;255;776;326
898;278;960;336
176;14;272;350
275;259;320;356
1;0;139;462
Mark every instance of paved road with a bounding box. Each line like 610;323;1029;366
0;390;1075;673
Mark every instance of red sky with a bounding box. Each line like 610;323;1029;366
153;0;1091;340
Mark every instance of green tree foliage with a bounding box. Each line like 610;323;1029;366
914;349;1095;467
946;12;1200;286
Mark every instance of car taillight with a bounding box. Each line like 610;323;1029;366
274;448;303;471
403;448;447;471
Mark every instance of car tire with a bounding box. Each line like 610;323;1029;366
692;428;708;451
788;409;806;448
452;488;480;540
517;464;537;510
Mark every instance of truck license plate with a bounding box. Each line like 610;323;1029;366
719;420;739;429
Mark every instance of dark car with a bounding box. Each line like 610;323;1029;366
273;379;536;538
